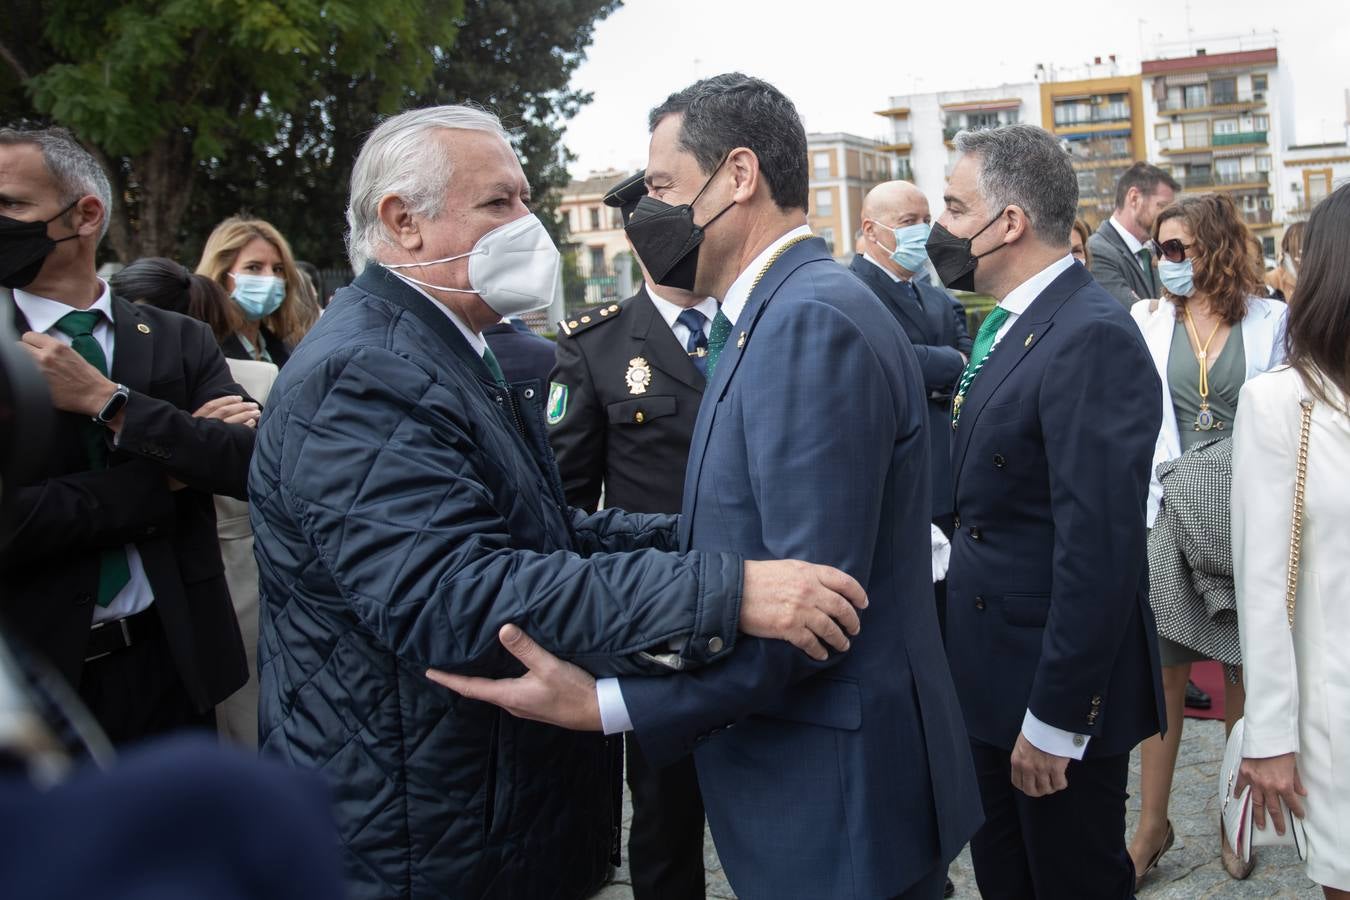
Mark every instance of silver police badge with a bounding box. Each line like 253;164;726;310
626;357;653;395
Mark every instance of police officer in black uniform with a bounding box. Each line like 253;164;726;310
546;171;714;899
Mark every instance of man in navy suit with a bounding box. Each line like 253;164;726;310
850;179;972;637
430;73;983;900
933;124;1164;899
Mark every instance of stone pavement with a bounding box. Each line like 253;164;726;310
595;719;1322;899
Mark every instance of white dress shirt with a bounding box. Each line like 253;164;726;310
646;285;718;347
984;253;1091;759
597;224;815;736
1108;215;1149;275
390;272;487;356
862;250;904;283
13;282;156;625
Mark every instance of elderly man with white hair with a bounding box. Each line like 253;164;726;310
248;105;868;898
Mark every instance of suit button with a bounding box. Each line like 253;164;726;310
635;411;645;424
968;526;982;541
974;596;986;611
992;453;1006;468
707;636;724;654
953;515;961;529
1073;734;1086;747
1091;695;1102;707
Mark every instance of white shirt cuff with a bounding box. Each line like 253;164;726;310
1022;709;1089;760
930;524;951;583
596;678;633;735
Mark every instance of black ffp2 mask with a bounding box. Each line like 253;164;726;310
924;210;1007;293
623;159;734;292
0;201;80;289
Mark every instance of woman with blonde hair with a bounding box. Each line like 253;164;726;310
196;217;315;366
1127;193;1287;885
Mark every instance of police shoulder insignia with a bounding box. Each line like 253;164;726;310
558;303;622;337
546;382;569;425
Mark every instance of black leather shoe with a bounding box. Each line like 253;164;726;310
944;876;955;898
1185;679;1212;710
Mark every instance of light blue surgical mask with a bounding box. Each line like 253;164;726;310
230;273;287;320
1158;258;1195;298
871;220;931;273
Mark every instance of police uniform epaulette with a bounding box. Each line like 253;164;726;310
557;302;622;337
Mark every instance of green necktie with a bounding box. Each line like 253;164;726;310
481;344;508;386
51;310;131;607
1137;246;1156;296
952;306;1012;426
705;308;733;378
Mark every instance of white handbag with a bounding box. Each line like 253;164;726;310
1218;398;1314;864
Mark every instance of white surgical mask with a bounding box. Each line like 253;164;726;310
385;213;560;317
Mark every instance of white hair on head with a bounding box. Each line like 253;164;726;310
345;105;509;271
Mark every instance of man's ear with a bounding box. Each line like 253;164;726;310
73;195;104;238
725;147;759;204
377;195;423;252
1001;205;1031;244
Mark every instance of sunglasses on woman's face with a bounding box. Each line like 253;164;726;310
1151;238;1193;263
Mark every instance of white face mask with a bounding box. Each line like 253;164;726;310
385;213;560;317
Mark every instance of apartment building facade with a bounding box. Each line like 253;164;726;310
1141;46;1291;253
804;132;896;260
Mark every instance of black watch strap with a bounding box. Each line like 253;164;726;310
93;384;130;424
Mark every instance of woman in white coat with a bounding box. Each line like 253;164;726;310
1234;183;1350;899
1127;194;1287;885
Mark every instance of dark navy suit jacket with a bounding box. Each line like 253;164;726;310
483;319;556;386
945;260;1165;757
619;237;983;899
849;254;973;518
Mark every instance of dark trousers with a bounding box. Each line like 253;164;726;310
77;607;214;746
626;736;706;900
968;739;1135;900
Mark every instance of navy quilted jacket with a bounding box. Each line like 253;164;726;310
249;266;743;899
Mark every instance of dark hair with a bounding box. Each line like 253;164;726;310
1152;194;1262;326
110;257;240;342
954;125;1078;244
648;73;808;212
1285;183;1350;406
1114;162;1180;210
1280;221;1305;261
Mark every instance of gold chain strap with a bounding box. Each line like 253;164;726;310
749;234;815;293
1284;398;1314;628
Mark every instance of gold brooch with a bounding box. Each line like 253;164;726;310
1024;333;1034;348
626;357;653;395
137;323;151;334
737;331;747;349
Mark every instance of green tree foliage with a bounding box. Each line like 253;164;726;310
1;0;619;269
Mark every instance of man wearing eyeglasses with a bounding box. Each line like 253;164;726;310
1088;162;1180;308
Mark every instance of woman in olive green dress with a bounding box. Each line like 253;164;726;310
1126;194;1288;886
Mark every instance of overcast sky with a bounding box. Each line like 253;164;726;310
561;0;1348;180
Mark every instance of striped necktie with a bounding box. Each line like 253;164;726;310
951;306;1011;427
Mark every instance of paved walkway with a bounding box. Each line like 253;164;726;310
596;719;1322;899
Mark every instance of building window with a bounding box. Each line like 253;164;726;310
1076;170;1097;194
1255;155;1272;172
589;207;600;230
565;209;575;232
1260;194;1273;210
1184;85;1207;108
1261;236;1275;257
813;151;831;180
1109;137;1129;156
1211;77;1237;105
589;246;605;274
1215;158;1241;181
815;189;833;217
1213;118;1239;135
819;227;835;253
1155;123;1171;141
1252;74;1268;93
1183;120;1210;148
967;112;1001;130
1253;114;1269;131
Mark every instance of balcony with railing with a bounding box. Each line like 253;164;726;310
875;130;913;151
1053;107;1131;129
1178;171;1270;190
1157;91;1267;114
1213;130;1267;146
1242;209;1273;226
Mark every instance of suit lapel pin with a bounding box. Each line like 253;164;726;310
1024;332;1034;348
137;323;151;334
736;331;746;349
625;357;652;395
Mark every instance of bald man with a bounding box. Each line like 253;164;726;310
849;181;972;630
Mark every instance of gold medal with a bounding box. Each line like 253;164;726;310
626;357;653;395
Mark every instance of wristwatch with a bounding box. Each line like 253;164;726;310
93;383;130;424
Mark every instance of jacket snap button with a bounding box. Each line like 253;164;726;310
707;636;724;654
523;388;535;399
993;453;1006;468
968;526;982;541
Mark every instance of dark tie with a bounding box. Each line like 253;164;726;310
51;310;131;607
481;345;508;386
1137;246;1156;296
676;308;709;375
705;308;733;378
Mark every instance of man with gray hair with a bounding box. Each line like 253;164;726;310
248;104;867;898
1;126;256;743
930;124;1164;898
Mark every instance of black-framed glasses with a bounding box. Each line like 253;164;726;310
1151;238;1193;263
